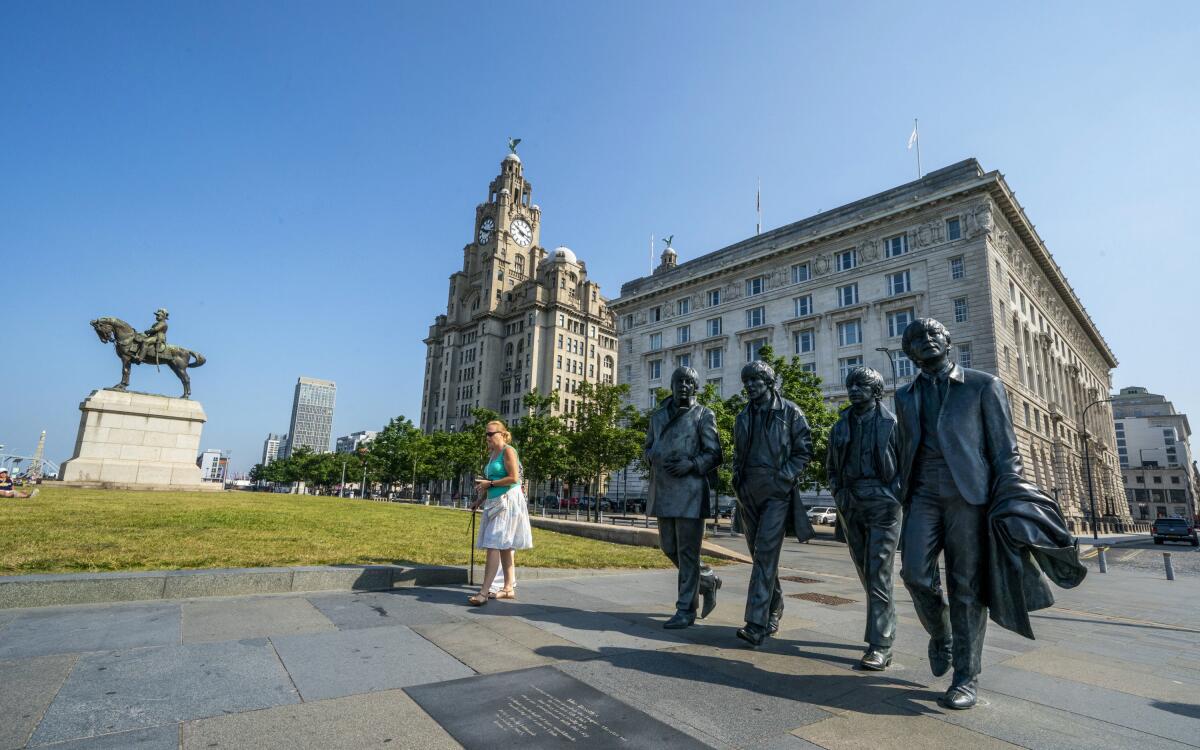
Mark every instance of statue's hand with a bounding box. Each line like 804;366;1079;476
664;456;692;477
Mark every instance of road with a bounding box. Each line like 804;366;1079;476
1084;536;1200;576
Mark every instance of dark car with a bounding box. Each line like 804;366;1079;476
716;495;736;518
1152;517;1199;546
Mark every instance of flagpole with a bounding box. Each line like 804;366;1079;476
914;118;922;179
756;178;761;235
649;233;654;274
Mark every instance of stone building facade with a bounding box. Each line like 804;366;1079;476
611;159;1131;531
1111;386;1197;521
420;153;619;433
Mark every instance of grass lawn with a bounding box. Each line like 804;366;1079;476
0;486;678;575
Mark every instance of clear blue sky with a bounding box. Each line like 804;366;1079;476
2;2;1197;473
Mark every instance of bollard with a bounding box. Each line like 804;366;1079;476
1164;552;1175;581
1097;546;1108;574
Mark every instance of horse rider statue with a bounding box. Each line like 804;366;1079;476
135;308;169;365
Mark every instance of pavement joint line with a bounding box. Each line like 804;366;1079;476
266;636;305;703
21;652;79;748
1044;606;1200;634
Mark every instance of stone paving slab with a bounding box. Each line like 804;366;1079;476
793;709;1022;750
269;625;475;701
30;724;179;749
304;590;465;630
411;620;558;674
0;602;180;660
557;647;833;748
180;688;461;750
516;608;689;653
1002;645;1198;703
181;596;336;643
29;638;298;746
0;654;76;750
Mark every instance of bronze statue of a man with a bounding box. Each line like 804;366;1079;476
732;360;813;647
136;308;169;364
827;367;902;671
644;366;723;629
896;318;1020;709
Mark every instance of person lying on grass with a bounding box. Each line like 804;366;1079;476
0;468;39;498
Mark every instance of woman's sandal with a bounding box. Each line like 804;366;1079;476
467;592;489;606
494;588;517;600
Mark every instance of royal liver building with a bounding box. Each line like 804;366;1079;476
420;151;619;433
611;159;1132;533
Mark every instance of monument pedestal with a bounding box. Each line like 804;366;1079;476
60;389;219;491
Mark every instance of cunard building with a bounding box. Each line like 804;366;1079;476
420;151;619;432
611;159;1134;533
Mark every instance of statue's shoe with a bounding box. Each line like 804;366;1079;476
940;677;978;710
736;623;766;648
700;576;722;619
767;610;782;636
859;647;892;671
663;612;695;629
928;636;953;677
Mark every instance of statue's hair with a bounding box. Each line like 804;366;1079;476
845;367;886;399
484;420;511;444
671;366;700;388
901;318;952;359
740;360;776;386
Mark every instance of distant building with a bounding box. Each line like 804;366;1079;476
285;377;336;456
419;151;619;433
261;433;286;466
336;430;378;454
1111;386;1196;521
197;449;228;483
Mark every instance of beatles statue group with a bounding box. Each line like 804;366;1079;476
644;317;1087;710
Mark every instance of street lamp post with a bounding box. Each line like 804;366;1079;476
1081;398;1112;540
875;347;899;408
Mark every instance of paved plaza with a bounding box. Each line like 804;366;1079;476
2;534;1198;749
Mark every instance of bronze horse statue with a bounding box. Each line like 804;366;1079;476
90;317;206;399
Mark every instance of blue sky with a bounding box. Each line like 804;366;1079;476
2;1;1197;473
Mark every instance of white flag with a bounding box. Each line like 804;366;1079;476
907;124;918;150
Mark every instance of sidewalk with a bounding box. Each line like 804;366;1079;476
2;540;1198;749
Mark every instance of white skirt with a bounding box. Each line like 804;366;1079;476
477;485;534;550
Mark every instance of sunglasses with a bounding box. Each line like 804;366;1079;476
486;431;501;437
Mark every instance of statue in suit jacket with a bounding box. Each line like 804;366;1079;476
644;366;723;629
732;360;813;647
826;367;901;671
896;318;1024;710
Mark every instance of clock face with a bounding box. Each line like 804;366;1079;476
510;218;533;247
478;217;495;244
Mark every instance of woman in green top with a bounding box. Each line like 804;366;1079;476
469;420;533;606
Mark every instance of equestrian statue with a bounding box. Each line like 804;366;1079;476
89;309;206;399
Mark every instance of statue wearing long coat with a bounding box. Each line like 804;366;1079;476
644;396;722;519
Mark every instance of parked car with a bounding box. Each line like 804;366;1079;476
1151;517;1199;546
806;506;837;525
716;495;737;518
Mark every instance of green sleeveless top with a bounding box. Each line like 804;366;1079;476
485;446;517;499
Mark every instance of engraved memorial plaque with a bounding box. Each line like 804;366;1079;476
406;665;708;748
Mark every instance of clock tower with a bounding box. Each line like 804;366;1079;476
466;152;544;314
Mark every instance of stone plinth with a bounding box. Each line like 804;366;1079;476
59;389;219;491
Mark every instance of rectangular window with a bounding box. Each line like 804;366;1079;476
675;353;691;368
706;317;722;337
893;351;914;378
884;234;908;258
649;332;662;350
677;298;691;316
791;262;811;283
958;342;972;368
706;288;722;307
886;308;914;338
746;306;766;328
794;295;813;317
839;356;863;382
623;364;632;381
648;359;662;380
837;283;859;307
625;339;633;354
1024;402;1031;427
746;277;765;296
946;217;962;241
1009;279;1016;303
836;248;857;271
801;362;817;374
954;297;969;323
622;314;634;330
707;347;723;369
707;377;723;395
795;328;814;353
648;389;659;408
887;269;911;295
650;306;662;323
950;256;965;279
837;319;862;347
677;325;691;344
746;337;767;362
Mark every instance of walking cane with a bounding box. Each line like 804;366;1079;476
468;506;477;586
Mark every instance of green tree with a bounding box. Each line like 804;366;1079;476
750;344;839;490
511;390;569;503
569;381;644;521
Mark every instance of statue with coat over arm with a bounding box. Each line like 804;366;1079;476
644;366;724;629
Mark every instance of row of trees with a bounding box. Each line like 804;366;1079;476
249;345;840;506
